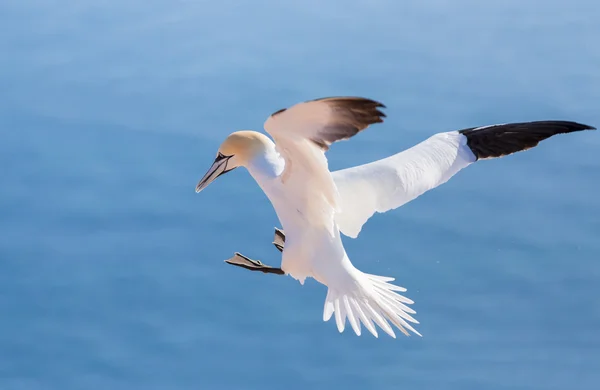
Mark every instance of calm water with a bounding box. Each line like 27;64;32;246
1;1;599;389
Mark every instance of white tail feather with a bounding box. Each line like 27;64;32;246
323;272;421;338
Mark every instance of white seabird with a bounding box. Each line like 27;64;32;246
195;96;594;338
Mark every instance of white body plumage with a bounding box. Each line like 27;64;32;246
195;96;594;338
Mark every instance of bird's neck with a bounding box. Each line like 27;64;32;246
243;147;290;239
246;143;285;180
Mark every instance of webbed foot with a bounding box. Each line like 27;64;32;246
225;252;285;275
272;228;285;252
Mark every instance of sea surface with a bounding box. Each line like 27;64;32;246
1;1;599;389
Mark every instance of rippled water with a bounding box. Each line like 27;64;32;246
1;1;599;389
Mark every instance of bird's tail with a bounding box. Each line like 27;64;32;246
323;270;421;338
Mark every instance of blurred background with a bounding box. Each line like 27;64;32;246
1;1;599;389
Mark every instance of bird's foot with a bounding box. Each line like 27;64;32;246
272;227;285;252
225;252;285;275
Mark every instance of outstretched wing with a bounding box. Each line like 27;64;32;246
333;120;595;238
263;97;386;231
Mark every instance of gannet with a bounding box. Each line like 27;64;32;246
195;96;594;338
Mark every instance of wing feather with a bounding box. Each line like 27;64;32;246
332;120;594;238
266;97;386;151
263;97;386;230
332;131;475;238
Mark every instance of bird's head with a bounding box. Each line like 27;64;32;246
195;130;271;193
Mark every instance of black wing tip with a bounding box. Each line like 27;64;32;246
460;120;595;160
271;96;386;151
542;120;596;132
459;120;595;135
310;96;386;109
270;108;287;117
318;97;387;148
270;97;386;118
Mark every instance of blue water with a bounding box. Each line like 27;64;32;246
1;1;599;389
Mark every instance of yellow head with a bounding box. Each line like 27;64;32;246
195;131;271;193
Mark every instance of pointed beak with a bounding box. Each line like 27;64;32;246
195;154;235;193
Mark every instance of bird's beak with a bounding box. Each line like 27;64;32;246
195;154;235;193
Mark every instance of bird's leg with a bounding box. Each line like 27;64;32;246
225;252;285;275
224;228;286;274
272;227;285;252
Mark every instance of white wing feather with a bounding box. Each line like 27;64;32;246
263;97;386;232
332;131;476;238
332;120;595;238
265;102;338;207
